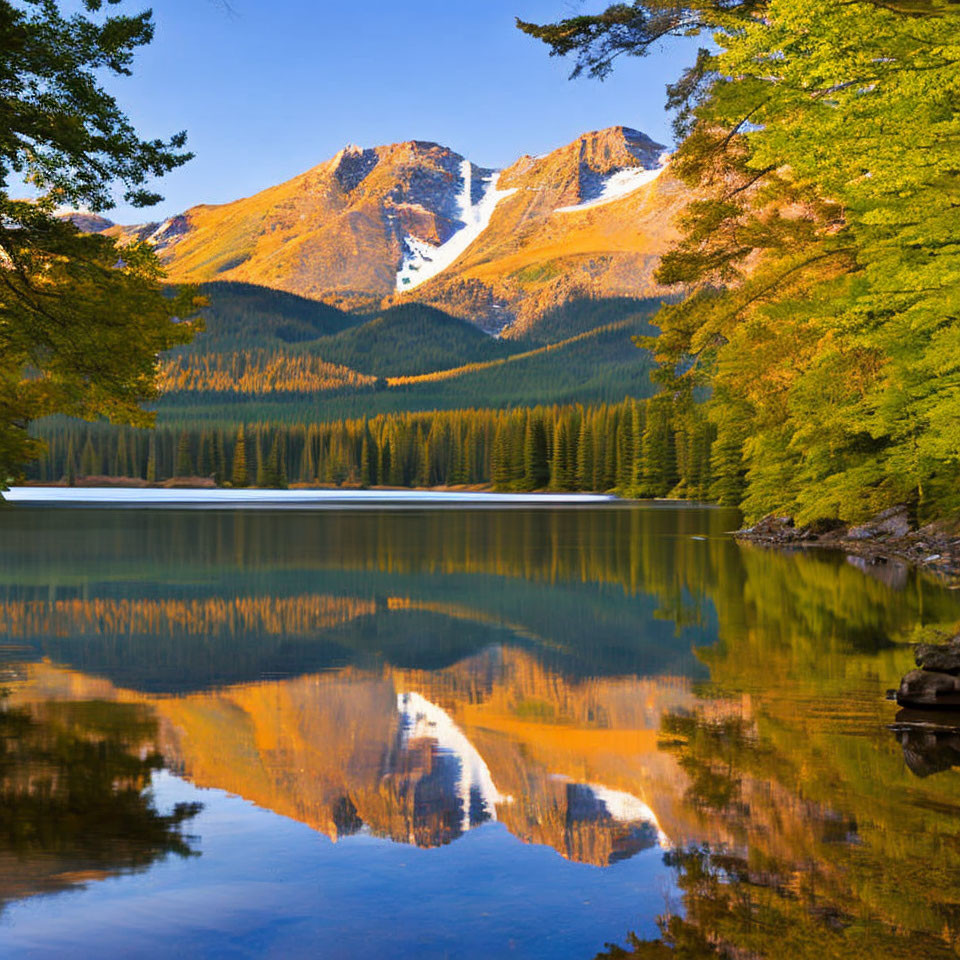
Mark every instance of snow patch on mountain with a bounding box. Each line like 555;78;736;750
555;160;668;215
397;691;510;830
396;161;516;292
58;209;114;233
144;215;191;252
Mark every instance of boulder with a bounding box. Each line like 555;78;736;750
897;669;960;708
847;505;911;541
915;636;960;675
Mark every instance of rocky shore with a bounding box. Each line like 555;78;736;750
736;506;960;584
897;635;960;708
886;633;960;776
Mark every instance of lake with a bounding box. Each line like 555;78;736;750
1;501;959;959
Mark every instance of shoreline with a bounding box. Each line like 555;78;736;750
736;512;960;585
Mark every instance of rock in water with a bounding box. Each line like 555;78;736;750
897;669;960;708
915;636;960;675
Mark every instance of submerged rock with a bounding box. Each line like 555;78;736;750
897;669;960;708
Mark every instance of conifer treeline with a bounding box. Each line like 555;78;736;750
28;399;726;499
159;350;376;394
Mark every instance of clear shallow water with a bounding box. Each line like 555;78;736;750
1;503;959;959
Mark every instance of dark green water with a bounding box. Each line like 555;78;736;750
0;503;958;959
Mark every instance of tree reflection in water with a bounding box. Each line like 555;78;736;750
0;690;201;907
598;698;960;960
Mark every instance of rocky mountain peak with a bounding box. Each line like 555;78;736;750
332;144;379;192
74;125;684;330
59;211;114;233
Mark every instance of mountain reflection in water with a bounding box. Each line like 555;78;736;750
1;504;959;959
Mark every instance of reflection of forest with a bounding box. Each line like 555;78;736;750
5;506;957;694
597;547;960;960
0;506;738;691
0;506;739;594
0;694;201;910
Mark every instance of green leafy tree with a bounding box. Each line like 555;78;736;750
0;0;202;487
521;0;960;524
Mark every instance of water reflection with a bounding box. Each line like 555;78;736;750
7;648;685;865
0;684;201;909
0;505;958;958
890;709;960;778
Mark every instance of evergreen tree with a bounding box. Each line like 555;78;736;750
641;401;678;498
304;427;318;483
576;417;595;490
616;405;636;490
197;431;213;477
231;428;249;487
0;0;199;486
360;432;372;488
145;436;157;483
175;432;193;477
492;423;512;490
523;414;550;490
416;426;431;487
65;435;76;486
113;431;129;477
212;431;226;486
80;435;99;478
255;432;267;487
600;409;618;491
631;400;647;491
551;419;571;490
259;433;285;488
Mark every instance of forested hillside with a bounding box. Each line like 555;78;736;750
137;287;663;422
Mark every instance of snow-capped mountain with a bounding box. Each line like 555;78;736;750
87;126;686;337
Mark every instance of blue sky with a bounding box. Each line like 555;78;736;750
103;0;699;222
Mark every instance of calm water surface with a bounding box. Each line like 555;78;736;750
1;503;959;959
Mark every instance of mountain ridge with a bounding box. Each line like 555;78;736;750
74;125;685;337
